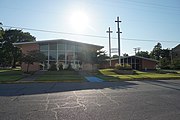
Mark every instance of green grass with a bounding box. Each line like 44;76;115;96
36;70;85;82
98;69;180;81
0;68;24;83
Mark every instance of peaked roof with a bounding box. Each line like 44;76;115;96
172;44;180;51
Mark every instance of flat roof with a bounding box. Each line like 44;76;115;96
107;55;158;62
13;39;104;49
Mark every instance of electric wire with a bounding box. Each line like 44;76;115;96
1;25;179;43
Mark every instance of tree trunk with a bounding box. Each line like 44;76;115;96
27;63;30;73
12;57;16;68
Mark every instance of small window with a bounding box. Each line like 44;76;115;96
49;50;57;60
67;44;75;51
49;44;57;50
58;54;65;60
40;44;48;50
58;44;65;50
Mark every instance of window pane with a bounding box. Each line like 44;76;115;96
58;54;65;60
41;51;48;60
75;45;82;52
49;44;57;50
67;44;75;51
40;44;48;50
58;44;65;50
49;50;57;60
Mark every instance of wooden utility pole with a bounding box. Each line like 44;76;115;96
134;47;141;55
106;27;113;67
115;16;122;64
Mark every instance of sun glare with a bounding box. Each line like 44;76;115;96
70;11;89;32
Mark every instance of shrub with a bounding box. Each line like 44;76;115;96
65;64;74;71
172;60;180;69
58;63;63;70
115;63;123;70
49;63;57;71
115;63;132;70
124;63;132;70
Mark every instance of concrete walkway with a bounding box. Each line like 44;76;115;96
85;76;104;82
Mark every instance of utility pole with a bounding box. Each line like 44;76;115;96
115;16;122;64
106;27;113;67
134;47;141;55
137;47;141;54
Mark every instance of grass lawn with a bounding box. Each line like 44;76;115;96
0;68;24;83
97;69;180;81
36;70;85;82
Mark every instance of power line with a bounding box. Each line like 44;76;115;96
2;25;108;39
119;0;180;10
120;38;179;43
2;25;180;43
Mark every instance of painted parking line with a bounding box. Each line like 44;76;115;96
85;77;104;82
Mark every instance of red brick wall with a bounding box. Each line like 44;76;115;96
141;59;157;70
20;43;40;72
100;58;157;70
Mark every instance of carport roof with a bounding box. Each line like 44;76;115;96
107;55;158;62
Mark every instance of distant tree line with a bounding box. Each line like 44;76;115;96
112;42;180;69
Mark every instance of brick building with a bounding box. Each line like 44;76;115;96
101;56;158;70
14;39;103;72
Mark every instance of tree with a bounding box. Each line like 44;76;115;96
112;55;118;58
123;53;129;57
136;51;150;58
161;48;171;59
0;22;3;40
160;48;172;69
21;50;46;73
150;42;162;60
0;29;35;68
96;50;109;64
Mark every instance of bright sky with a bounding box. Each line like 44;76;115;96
0;0;180;56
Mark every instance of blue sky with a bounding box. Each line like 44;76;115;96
0;0;180;56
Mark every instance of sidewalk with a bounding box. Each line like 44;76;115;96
79;71;104;82
85;77;104;82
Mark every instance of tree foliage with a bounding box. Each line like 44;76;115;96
0;22;3;40
0;29;35;68
96;50;109;64
21;50;46;73
149;43;179;69
112;55;118;58
123;53;129;57
150;42;162;60
136;51;150;58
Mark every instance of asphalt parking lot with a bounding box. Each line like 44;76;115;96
0;80;180;120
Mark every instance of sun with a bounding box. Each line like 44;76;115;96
69;11;89;32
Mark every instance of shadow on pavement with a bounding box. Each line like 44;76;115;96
0;81;137;96
141;80;180;91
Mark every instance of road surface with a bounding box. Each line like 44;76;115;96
0;80;180;120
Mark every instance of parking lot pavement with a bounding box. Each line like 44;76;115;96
0;80;180;120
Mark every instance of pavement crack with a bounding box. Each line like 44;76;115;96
45;94;50;111
73;91;87;111
91;102;101;107
51;103;60;120
98;90;120;106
